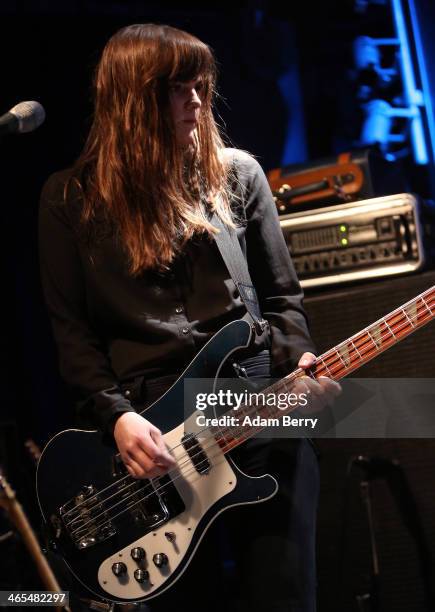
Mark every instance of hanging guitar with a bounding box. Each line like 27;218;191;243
0;470;70;612
36;285;434;604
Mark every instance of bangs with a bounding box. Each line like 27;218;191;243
173;49;214;82
165;33;216;83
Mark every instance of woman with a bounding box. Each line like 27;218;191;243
39;23;339;611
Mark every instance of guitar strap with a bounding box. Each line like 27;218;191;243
211;211;269;336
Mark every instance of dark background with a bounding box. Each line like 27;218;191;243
1;1;435;610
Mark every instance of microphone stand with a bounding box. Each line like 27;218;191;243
355;478;380;612
347;455;434;612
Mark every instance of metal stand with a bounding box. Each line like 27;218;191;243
355;480;380;612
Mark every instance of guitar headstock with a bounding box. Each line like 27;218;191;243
0;469;16;507
24;439;42;465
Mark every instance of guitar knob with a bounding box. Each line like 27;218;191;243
112;562;127;577
131;547;146;561
153;553;168;568
134;569;149;583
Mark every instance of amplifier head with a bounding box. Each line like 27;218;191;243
279;193;432;289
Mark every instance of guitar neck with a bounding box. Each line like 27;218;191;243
308;284;435;382
215;285;435;452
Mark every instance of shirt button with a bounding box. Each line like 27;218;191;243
182;327;190;334
175;306;184;314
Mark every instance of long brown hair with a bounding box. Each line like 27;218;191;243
71;23;235;275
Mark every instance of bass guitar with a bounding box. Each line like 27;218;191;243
36;285;434;604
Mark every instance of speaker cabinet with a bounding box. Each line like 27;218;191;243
304;271;435;612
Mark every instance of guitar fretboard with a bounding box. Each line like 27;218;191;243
301;285;435;382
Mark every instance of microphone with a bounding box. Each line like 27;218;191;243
0;101;45;135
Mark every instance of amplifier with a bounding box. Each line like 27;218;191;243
279;193;432;289
268;148;408;212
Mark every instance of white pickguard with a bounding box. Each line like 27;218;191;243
98;421;237;599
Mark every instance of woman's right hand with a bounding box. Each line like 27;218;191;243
114;412;176;479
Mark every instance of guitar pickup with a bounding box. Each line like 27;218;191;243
112;454;128;477
181;433;211;475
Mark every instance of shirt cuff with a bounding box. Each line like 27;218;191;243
75;386;136;441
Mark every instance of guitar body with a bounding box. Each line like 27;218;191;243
36;320;278;604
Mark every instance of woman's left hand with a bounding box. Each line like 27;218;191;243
295;352;342;414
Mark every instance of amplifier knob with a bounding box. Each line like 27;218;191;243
112;562;127;577
134;568;149;583
153;553;168;568
131;547;146;561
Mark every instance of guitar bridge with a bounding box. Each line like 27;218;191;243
56;472;186;551
120;477;169;528
58;484;117;550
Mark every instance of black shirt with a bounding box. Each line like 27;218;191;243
38;148;315;435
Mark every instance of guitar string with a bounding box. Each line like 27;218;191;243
306;287;435;374
66;300;434;539
62;289;434;522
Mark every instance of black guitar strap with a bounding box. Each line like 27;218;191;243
211;212;269;336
